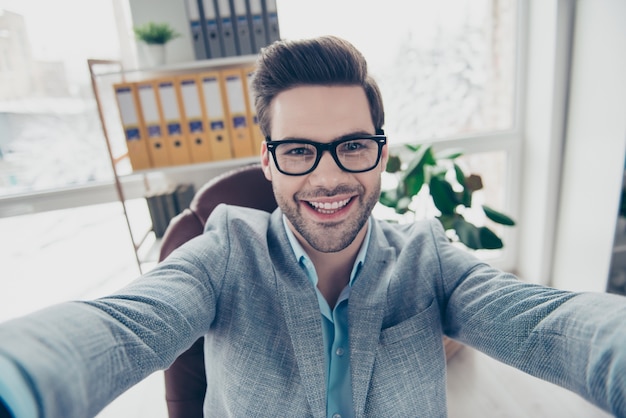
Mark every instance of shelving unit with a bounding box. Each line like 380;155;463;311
88;56;260;273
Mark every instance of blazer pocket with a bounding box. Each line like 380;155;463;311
380;299;438;345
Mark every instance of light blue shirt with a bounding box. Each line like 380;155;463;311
282;216;371;418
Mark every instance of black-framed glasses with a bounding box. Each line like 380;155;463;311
265;134;387;176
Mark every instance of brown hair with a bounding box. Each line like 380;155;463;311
251;35;385;137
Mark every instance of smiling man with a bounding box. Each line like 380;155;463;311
263;84;386;306
0;35;625;418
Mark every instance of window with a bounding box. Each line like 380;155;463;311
278;0;517;142
0;1;121;196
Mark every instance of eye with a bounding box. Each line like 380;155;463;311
339;139;369;152
286;147;310;155
279;143;315;156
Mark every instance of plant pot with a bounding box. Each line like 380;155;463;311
141;43;166;67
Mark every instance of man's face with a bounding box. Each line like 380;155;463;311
261;85;388;253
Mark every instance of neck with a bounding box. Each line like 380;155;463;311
296;222;368;309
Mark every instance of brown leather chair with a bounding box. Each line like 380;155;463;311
158;163;277;418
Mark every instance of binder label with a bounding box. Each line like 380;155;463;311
167;122;182;135
147;125;162;137
125;128;141;140
210;121;225;130
189;120;204;132
233;115;247;128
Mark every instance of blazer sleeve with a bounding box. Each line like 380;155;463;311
0;205;236;418
431;221;626;417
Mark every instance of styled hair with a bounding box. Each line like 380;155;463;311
251;35;385;137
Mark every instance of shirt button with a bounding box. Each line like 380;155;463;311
335;347;344;356
332;414;342;418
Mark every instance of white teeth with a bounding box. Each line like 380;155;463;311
309;198;351;212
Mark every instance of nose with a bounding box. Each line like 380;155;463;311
308;149;346;188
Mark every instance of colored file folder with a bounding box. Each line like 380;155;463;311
136;81;171;167
248;0;267;51
215;0;237;56
241;66;264;153
231;0;253;55
113;82;152;170
263;0;280;44
176;75;213;163
155;78;193;165
185;0;208;60
222;68;255;158
198;71;233;160
200;0;222;57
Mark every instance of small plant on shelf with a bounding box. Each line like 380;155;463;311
379;143;515;250
133;22;181;45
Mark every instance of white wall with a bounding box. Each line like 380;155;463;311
551;0;626;292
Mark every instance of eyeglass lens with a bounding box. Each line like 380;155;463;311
274;138;381;174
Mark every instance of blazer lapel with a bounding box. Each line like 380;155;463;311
349;222;396;417
269;211;328;418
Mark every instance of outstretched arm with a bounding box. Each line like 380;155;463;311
0;228;229;418
431;222;626;416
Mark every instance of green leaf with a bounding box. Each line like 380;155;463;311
423;147;437;166
453;163;466;186
453;218;481;249
479;227;504;249
429;176;458;215
403;169;424;196
438;214;457;231
405;143;422;153
379;190;399;207
460;188;472;207
385;155;402;173
483;205;516;226
398;145;433;198
402;145;430;180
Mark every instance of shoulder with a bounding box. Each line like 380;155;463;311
372;217;484;285
373;217;449;252
202;204;276;242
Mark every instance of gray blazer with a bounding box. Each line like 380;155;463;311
0;205;625;417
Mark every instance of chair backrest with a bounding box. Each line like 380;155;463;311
158;163;277;418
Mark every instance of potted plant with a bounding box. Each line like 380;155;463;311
133;21;181;66
379;143;515;250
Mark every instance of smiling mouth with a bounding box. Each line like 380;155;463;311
306;197;352;214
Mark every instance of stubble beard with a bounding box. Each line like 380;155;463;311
275;180;381;253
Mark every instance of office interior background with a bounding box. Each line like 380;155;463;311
0;0;625;318
1;0;626;312
0;1;625;417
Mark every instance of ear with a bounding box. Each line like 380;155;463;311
261;142;273;181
